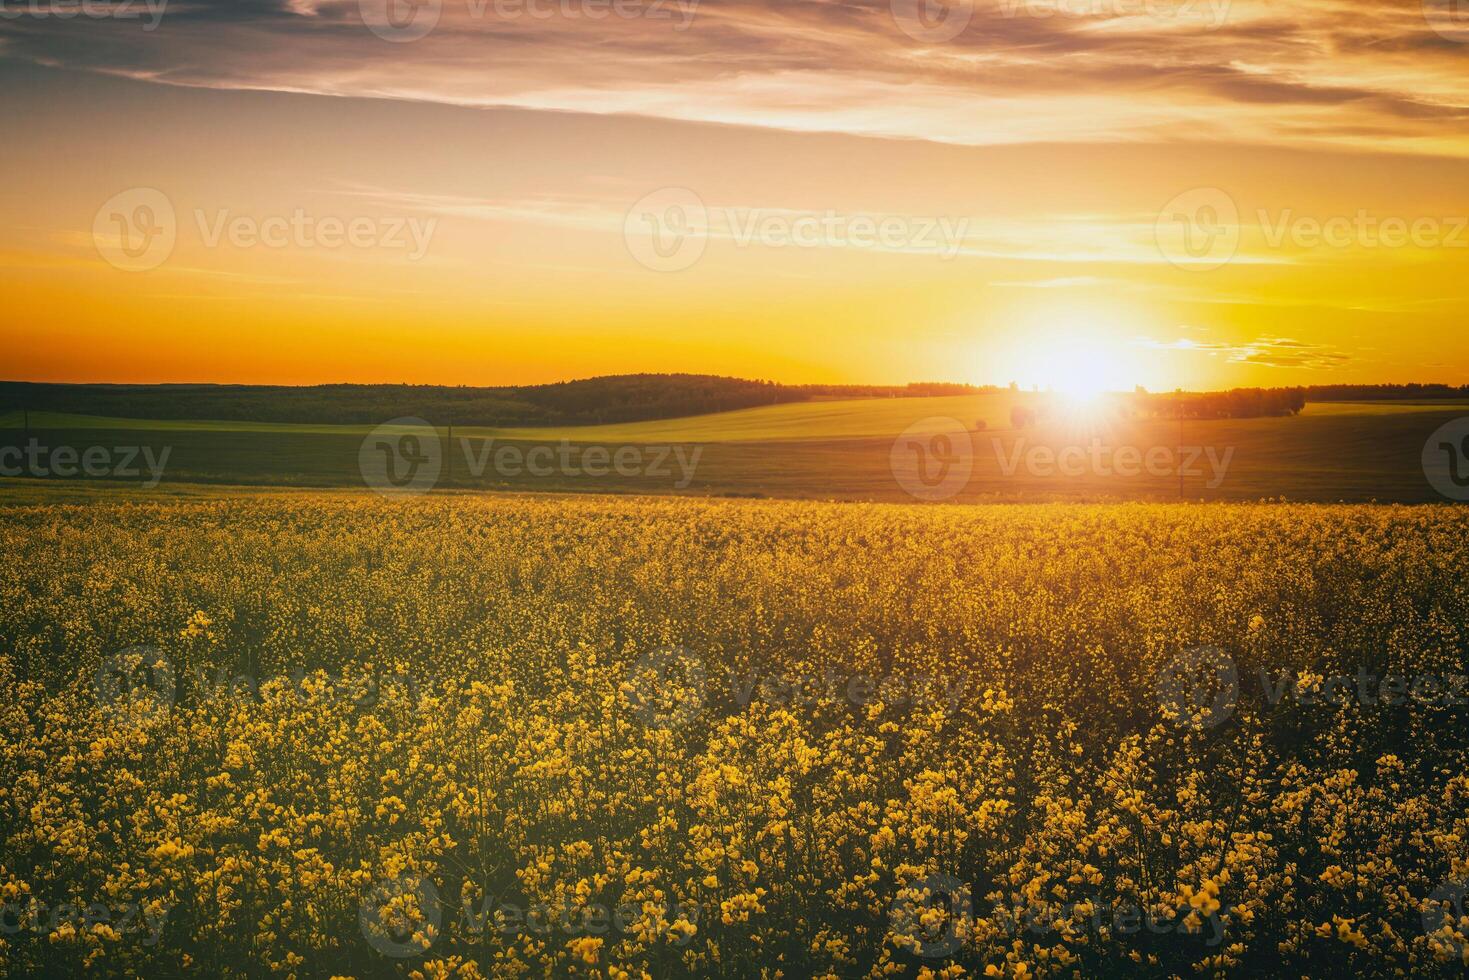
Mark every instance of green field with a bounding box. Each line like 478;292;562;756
0;394;1031;443
4;396;1466;442
2;398;1467;503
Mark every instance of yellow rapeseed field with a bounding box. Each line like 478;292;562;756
1;494;1467;977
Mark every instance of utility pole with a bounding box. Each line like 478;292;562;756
1176;390;1184;501
1179;412;1185;500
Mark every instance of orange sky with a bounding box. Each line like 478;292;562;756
4;0;1469;389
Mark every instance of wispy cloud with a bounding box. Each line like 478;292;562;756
1137;334;1351;368
990;275;1111;288
4;0;1469;154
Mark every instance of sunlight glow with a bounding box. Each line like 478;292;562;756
987;302;1146;399
1046;351;1114;403
999;330;1136;403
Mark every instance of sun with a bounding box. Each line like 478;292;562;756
1005;334;1132;405
1048;354;1112;404
990;303;1142;401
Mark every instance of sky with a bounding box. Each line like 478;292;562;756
4;0;1469;390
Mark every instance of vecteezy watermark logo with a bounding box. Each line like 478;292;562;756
890;418;974;502
190;665;425;710
624;187;709;272
462;895;700;945
1422;880;1469;963
624;189;971;272
986;894;1227;947
492;0;699;27
625;667;968;728
0;0;168;30
1256;210;1469;251
1424;0;1469;43
94;189;437;271
1155;187;1240;271
359;875;442;958
363;883;701;950
995;438;1235;489
726;671;969;713
892;877;1228;956
194;208;437;259
1156;653;1467;728
0;898;171;946
891;430;1237;498
890;873;972;958
357;423;704;494
1156;646;1239;731
1273;669;1468;709
623;646;707;731
1157;198;1469;266
359;0;442;41
93;188;177;272
94;645;175;722
996;0;1230;27
359;0;698;40
459;439;702;487
890;0;974;42
0;440;172;487
359;418;444;496
1422;417;1469;502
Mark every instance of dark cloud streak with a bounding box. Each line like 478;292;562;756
2;0;1468;151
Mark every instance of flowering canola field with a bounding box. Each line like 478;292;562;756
1;493;1467;978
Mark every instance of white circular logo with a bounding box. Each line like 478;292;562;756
1156;646;1239;730
93;188;176;272
891;0;975;42
1424;0;1469;43
94;645;175;721
1422;879;1468;961
1155;187;1240;271
1423;417;1469;502
359;0;441;42
890;417;974;502
624;187;709;273
890;873;972;958
624;646;707;731
359;418;443;496
359;875;441;958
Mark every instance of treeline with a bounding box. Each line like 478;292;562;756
0;383;551;427
1304;384;1469;401
0;375;980;428
511;375;804;424
1128;387;1307;419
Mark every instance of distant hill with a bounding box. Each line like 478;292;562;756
0;376;991;427
7;377;1455;429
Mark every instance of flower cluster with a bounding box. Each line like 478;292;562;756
0;494;1466;976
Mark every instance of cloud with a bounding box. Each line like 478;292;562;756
990;276;1111;288
1232;337;1352;368
1137;334;1351;368
1;0;1467;154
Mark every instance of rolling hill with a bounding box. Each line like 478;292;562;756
4;395;1468;504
